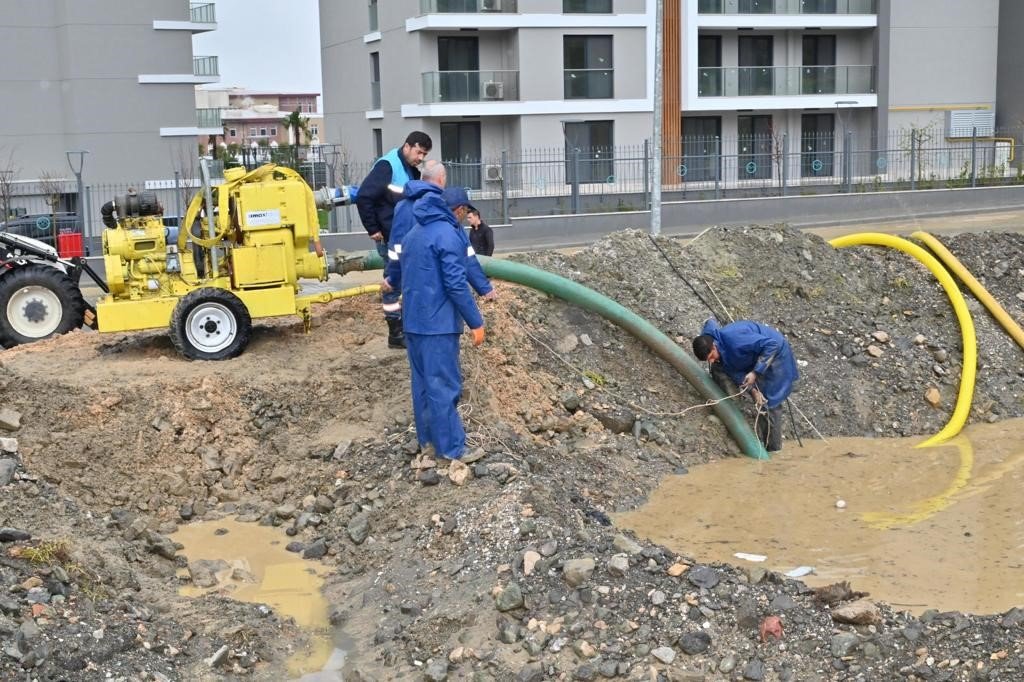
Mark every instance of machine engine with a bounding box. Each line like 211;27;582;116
101;191;191;296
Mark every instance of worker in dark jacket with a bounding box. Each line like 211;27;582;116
401;180;485;461
467;208;494;257
356;131;432;348
692;318;798;452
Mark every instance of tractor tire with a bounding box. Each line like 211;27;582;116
0;265;86;347
169;287;252;360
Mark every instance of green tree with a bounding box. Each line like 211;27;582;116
281;108;310;147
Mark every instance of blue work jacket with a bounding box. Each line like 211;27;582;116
400;186;484;335
703;319;798;409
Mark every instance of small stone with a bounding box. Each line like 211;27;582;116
872;330;890;343
495;583;525;612
206;644;230;667
612;534;643;555
832;599;881;625
679;631;711;655
914;334;926;345
523;550;542;577
687;565;720;589
651;646;676;664
0;437;17;454
650;590;666;606
517;662;544;682
719;653;738;673
573;640;597;658
0;407;21;432
667;562;688;577
0;528;31;543
188;559;228;588
275;504;297;520
447;459;470;486
313;495;335;513
607;554;629;577
866;345;884;358
831;632;860;657
742;658;765;681
418;469;440;486
347;513;370;544
303;539;328;560
556;334;579;353
424;658;448;681
562;558;596;587
925;387;941;407
579;333;593;346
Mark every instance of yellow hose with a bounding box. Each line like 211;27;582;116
295;283;381;309
829;233;977;447
912;231;1024;351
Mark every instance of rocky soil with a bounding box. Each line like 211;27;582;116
0;225;1022;681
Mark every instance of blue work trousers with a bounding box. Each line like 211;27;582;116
405;332;466;459
375;242;402;320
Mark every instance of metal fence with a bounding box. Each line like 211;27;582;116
3;126;1021;242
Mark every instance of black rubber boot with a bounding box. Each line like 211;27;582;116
387;318;406;349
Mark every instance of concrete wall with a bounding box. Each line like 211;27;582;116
0;0;206;184
996;0;1024;138
518;0;646;13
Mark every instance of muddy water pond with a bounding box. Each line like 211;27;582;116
171;518;346;680
617;418;1024;615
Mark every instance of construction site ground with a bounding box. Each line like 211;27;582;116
1;221;1023;681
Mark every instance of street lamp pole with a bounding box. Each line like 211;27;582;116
65;150;88;235
651;0;664;236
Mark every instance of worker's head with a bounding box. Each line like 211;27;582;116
421;159;446;188
692;335;719;363
401;131;432;167
442;187;476;222
466;208;482;227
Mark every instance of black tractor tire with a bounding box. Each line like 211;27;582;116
0;265;86;347
169;287;252;360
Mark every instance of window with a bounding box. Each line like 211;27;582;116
228;128;237;138
563;0;612;12
368;0;378;32
259;127;268;136
269;126;276;136
697;35;722;97
564;120;614;184
372;128;383;158
249;127;257;136
437;37;480;101
563;36;613;99
801;113;835;177
370;52;381;109
738;115;773;180
801;35;836;94
738;35;773;96
441;122;482;190
310;125;319;137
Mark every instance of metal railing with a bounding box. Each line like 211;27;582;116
421;70;520;103
698;0;876;13
698;65;875;97
193;56;219;77
564;69;614;99
196;108;222;128
420;0;518;13
370;81;381;109
189;2;216;23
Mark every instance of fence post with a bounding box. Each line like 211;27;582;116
327;162;337;232
643;139;651;210
84;185;93;242
910;129;917;191
781;132;788;197
343;163;352;232
971;126;978;188
845;130;853;193
714;137;722;200
500;150;509;224
571;148;580;215
173;171;183;228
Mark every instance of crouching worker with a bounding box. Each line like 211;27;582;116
692;318;798;452
400;178;486;461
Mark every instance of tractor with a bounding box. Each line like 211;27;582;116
0;162;366;359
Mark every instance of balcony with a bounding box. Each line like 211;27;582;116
421;70;519;104
193;56;219;78
697;0;876;13
420;0;518;12
196;108;222;129
697;65;875;97
189;2;216;23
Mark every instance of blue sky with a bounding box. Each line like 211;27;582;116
193;0;322;95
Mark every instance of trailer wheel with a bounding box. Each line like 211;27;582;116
169;287;252;360
0;265;86;347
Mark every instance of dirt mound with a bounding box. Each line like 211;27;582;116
1;226;1022;680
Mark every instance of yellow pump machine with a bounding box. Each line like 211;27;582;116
94;163;363;359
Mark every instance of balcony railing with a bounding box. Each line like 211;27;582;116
189;2;216;23
697;65;875;97
421;70;519;103
370;81;381;109
563;69;614;99
698;0;876;14
420;0;518;13
193;56;219;77
196;108;222;128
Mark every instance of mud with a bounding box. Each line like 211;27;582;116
0;224;1022;680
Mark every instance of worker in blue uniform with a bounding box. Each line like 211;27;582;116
356;131;432;348
692;318;799;452
400;178;487;460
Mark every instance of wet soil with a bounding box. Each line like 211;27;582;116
0;224;1022;680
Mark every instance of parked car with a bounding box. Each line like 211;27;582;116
0;213;88;256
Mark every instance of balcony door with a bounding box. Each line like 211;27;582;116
802;35;836;94
801;113;835;177
738;115;773;180
682;116;721;182
438;37;479;102
441;121;482;190
738;35;773;96
697;35;722;97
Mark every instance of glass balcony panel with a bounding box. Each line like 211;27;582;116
193;56;218;77
700;0;875;13
420;70;519;103
563;70;614;99
697;65;875;97
189;2;215;23
196;108;221;128
420;0;519;13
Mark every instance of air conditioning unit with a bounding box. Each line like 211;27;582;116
485;164;503;182
483;80;504;100
946;109;995;138
480;0;502;11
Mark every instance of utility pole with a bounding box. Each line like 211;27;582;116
651;0;664;236
65;150;88;234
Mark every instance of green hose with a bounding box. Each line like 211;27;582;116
357;252;769;460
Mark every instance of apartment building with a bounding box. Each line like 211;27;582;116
321;0;1003;190
195;88;325;149
0;0;220;185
